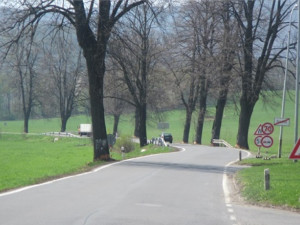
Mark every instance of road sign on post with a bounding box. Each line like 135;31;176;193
254;124;264;135
261;136;273;148
254;122;274;158
274;118;290;126
254;136;263;147
262;122;274;135
289;138;300;159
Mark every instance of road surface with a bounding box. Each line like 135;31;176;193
0;144;299;225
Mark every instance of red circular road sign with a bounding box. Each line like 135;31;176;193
254;136;263;147
261;135;273;148
262;122;274;135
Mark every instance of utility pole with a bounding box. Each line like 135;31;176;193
279;4;298;158
296;0;300;146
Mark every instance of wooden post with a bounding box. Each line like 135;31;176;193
264;168;270;190
239;150;242;161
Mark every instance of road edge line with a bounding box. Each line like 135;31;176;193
223;149;251;203
0;146;186;197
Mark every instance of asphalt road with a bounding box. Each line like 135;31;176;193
1;144;299;225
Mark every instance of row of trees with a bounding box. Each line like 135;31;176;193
164;0;296;149
0;0;296;160
0;25;87;132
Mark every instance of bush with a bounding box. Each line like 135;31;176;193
115;136;135;153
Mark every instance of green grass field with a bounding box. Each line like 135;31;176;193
0;133;173;192
0;91;296;154
0;134;93;191
0;91;299;210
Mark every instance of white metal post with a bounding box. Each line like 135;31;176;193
296;0;300;146
279;4;298;158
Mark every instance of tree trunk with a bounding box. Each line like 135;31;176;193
139;103;147;147
24;114;29;133
21;81;32;134
134;108;140;137
211;82;229;144
183;108;193;143
195;103;207;144
60;116;67;132
60;107;72;133
113;114;120;136
195;78;208;144
236;94;255;149
85;55;110;161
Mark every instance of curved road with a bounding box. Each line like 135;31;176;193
0;144;299;225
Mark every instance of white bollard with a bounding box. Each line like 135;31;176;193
121;146;125;159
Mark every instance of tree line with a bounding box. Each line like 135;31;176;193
0;0;296;161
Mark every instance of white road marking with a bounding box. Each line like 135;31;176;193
0;146;186;197
230;215;237;221
223;148;251;225
228;208;234;213
135;203;163;208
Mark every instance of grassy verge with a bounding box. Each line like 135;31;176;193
236;157;300;210
0;134;93;192
0;134;173;193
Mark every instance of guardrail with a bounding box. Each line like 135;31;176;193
149;137;168;147
212;139;233;148
42;132;80;138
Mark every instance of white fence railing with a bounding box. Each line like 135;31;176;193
42;132;80;138
149;137;168;147
212;139;233;148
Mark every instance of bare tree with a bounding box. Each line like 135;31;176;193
192;0;218;144
211;0;238;143
44;30;85;132
232;0;294;149
109;3;164;146
104;67;129;136
166;1;207;143
9;26;39;133
0;0;147;160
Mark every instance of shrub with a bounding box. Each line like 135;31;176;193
115;136;135;153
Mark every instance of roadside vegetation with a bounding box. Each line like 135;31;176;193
1;92;299;211
0;133;173;192
233;93;300;211
236;158;300;210
0;134;93;192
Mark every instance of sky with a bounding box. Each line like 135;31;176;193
0;0;185;8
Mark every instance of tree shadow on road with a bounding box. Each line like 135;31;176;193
117;160;243;175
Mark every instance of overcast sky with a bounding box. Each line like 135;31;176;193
0;0;184;7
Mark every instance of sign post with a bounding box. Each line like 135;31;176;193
275;118;290;158
254;122;274;159
254;135;262;157
274;118;290;126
